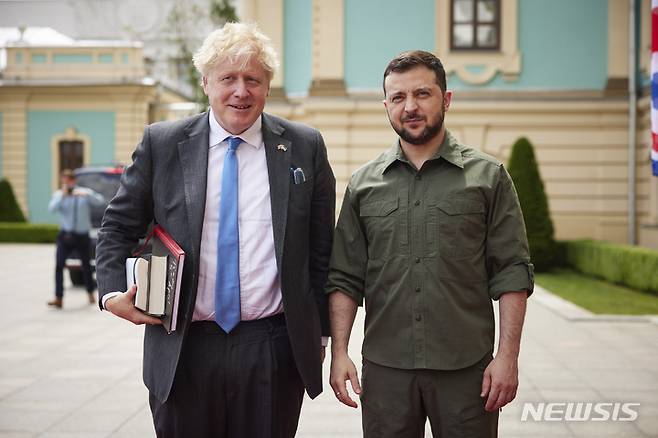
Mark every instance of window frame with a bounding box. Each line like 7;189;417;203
58;140;84;175
50;127;91;191
435;0;520;85
450;0;501;51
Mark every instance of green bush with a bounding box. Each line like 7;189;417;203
0;178;26;222
563;239;658;296
0;222;59;243
507;137;557;271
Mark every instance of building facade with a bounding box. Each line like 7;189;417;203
0;27;190;223
255;0;657;248
0;0;656;248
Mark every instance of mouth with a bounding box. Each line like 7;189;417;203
229;104;252;111
402;115;425;124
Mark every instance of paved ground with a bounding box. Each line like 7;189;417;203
0;243;657;437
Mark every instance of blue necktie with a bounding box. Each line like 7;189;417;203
215;136;242;332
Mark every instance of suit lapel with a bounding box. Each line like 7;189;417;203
177;112;210;264
262;114;291;270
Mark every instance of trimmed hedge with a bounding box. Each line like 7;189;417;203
507;137;557;271
0;222;59;243
0;178;26;222
563;239;658;296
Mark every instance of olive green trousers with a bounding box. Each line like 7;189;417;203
360;354;499;438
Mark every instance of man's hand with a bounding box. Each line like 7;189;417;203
105;285;163;325
481;291;527;411
330;352;361;408
72;188;87;197
480;353;518;412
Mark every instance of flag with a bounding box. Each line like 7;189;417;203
652;0;658;175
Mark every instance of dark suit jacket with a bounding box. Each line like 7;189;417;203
96;111;335;402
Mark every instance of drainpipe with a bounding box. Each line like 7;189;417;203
627;0;637;245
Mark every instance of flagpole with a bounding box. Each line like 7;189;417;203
628;0;637;245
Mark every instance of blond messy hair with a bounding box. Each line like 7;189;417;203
192;22;279;82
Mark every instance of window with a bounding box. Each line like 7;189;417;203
436;0;519;84
451;0;500;50
58;140;84;174
50;127;91;191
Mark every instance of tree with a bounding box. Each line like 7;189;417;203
167;0;239;105
0;178;26;222
507;137;557;271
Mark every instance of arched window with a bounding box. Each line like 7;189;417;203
58;139;84;173
50;127;91;190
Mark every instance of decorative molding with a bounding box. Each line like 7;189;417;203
309;79;347;97
435;0;520;85
267;86;287;101
50;126;91;191
604;77;629;97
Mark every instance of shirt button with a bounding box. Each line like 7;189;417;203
415;286;421;293
415;314;422;321
414;200;421;206
414;257;420;264
415;175;421;180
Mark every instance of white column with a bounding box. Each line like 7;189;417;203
606;0;629;95
239;0;285;98
309;0;346;96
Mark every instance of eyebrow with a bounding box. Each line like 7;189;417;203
388;86;433;96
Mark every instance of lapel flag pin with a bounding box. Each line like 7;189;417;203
277;144;287;152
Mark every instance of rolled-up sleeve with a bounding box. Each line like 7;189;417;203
486;164;534;300
325;185;368;305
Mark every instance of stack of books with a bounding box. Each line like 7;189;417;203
126;225;185;334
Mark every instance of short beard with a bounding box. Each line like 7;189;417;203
394;112;444;146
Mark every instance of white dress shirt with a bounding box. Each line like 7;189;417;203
102;110;327;346
193;109;283;321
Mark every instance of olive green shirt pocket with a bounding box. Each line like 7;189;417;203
359;198;404;260
436;198;486;260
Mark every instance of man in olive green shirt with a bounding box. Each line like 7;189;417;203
326;51;534;437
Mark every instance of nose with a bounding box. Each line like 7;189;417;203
404;95;418;113
232;78;248;98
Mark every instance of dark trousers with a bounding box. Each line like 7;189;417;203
54;231;94;297
149;314;305;438
361;354;498;438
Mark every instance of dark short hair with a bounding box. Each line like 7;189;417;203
383;50;447;95
61;169;75;179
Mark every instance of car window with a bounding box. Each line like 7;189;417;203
75;172;122;227
76;173;121;201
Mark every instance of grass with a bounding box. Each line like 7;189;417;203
535;268;658;315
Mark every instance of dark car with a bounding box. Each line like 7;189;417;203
65;165;124;285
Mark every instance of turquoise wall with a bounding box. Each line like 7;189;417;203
27;111;115;223
450;0;608;90
98;53;114;64
31;53;47;64
284;0;312;96
344;0;435;91
338;0;607;91
52;53;93;64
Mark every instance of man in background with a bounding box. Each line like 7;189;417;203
48;168;104;308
